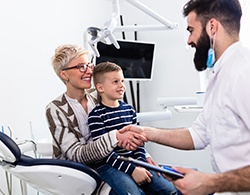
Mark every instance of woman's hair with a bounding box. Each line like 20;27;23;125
93;61;122;86
51;44;88;83
183;0;242;36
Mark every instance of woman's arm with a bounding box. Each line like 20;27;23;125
46;104;145;164
46;105;118;164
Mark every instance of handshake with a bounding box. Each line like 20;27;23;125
116;125;147;151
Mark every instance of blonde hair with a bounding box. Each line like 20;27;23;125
51;44;88;83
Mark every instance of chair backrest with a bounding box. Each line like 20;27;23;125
0;132;102;195
0;132;21;163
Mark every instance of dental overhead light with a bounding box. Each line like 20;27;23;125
87;27;101;42
84;0;178;57
86;0;120;57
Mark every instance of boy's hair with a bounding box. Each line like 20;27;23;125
183;0;242;36
93;61;122;86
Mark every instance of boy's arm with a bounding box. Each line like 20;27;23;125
88;109;137;175
88;111;107;141
133;146;146;162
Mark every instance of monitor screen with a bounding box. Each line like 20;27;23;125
95;40;155;81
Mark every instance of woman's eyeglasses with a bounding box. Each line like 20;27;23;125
62;63;94;73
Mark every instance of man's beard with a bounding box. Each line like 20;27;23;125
192;29;211;71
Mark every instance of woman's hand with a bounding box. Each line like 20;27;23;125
146;157;161;176
146;156;158;166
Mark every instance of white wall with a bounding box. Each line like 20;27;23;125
1;0;250;194
0;0;114;141
0;0;198;144
0;0;114;193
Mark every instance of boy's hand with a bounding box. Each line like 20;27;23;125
132;167;152;185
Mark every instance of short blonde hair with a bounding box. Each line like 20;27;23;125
51;44;88;83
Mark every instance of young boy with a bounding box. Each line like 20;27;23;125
88;61;179;195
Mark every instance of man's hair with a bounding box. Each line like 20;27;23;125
183;0;242;36
93;61;122;86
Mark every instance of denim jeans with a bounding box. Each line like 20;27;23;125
97;164;144;195
140;169;180;195
97;164;180;195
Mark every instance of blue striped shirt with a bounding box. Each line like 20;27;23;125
88;100;146;175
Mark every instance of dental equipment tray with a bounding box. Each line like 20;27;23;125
118;157;184;180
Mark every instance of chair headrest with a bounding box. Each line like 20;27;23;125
0;132;21;163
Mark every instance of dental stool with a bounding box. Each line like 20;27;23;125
0;132;104;195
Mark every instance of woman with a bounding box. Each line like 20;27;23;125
45;44;151;194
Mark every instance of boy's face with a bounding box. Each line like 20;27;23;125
97;70;126;102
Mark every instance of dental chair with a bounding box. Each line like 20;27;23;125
0;132;105;195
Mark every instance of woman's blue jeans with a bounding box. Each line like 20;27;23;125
97;164;179;195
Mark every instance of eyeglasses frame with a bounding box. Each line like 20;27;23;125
62;62;94;73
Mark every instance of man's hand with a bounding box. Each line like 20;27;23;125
116;129;147;150
132;167;152;186
120;124;145;135
118;125;148;150
170;166;215;195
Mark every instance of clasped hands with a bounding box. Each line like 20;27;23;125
117;125;146;151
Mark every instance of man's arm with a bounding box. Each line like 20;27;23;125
121;125;195;150
172;165;250;194
215;165;250;192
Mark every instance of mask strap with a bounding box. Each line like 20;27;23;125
206;25;216;68
209;21;216;49
211;32;216;50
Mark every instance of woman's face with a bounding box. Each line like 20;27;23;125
61;54;93;91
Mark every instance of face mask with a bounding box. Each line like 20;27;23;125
206;31;216;68
206;48;215;68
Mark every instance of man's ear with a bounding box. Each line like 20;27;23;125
96;83;104;93
207;18;218;36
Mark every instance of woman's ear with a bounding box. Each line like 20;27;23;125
59;70;69;82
